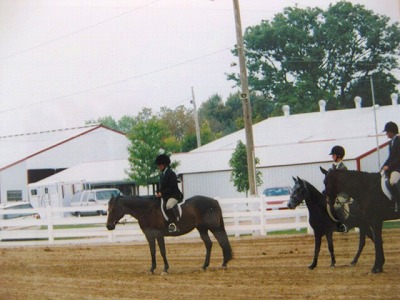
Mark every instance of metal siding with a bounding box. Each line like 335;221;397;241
0;161;27;203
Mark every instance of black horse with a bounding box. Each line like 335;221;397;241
287;177;374;269
106;194;233;274
322;169;400;273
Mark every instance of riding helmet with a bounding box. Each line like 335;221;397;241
383;121;398;134
155;154;171;166
329;145;345;158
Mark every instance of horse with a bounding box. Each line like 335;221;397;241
322;169;400;273
287;176;374;269
106;194;233;274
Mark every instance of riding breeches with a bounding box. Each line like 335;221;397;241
389;171;400;186
166;197;179;210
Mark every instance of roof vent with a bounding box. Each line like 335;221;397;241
282;105;290;116
391;93;398;106
318;100;326;112
354;96;362;109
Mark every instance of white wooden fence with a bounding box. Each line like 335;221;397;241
0;197;310;246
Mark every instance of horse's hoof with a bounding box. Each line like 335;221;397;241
370;267;383;274
160;271;169;276
330;264;335;268
147;269;155;275
350;261;357;266
219;265;227;270
308;265;316;270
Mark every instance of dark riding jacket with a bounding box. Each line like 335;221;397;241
383;135;400;173
157;167;183;202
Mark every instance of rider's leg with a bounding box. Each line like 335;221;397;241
166;198;179;232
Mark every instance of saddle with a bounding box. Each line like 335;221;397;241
381;172;395;201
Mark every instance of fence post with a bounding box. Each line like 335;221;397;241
233;204;240;237
46;205;54;244
259;198;266;236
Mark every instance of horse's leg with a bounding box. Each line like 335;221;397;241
156;236;169;275
197;227;212;270
211;229;233;268
326;231;336;268
144;232;157;274
309;232;322;269
351;226;366;266
371;221;385;273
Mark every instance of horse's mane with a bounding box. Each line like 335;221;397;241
303;179;326;206
119;195;159;211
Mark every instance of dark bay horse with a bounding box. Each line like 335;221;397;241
106;194;233;274
287;177;373;269
323;169;400;273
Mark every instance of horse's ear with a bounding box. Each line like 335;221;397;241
320;166;328;175
292;176;297;183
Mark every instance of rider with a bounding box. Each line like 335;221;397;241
329;145;349;233
330;145;347;171
381;121;400;212
155;154;183;232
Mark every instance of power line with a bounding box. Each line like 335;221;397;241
0;0;161;61
0;47;231;114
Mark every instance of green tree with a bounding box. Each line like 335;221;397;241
126;116;168;194
229;1;400;114
229;140;263;197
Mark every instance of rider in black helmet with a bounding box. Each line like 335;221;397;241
329;145;349;232
155;154;183;232
329;146;347;170
382;121;400;212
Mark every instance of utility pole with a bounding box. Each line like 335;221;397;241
190;86;201;148
232;0;257;196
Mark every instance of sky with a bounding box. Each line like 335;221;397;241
0;0;399;136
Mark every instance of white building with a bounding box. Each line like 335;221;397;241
0;124;130;204
173;95;399;198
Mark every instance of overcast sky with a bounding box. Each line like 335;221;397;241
0;0;399;136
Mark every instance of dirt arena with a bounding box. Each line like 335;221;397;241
0;228;399;299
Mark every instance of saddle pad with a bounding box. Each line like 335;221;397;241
381;175;392;200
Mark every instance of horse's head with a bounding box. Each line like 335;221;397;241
287;176;308;209
106;194;125;230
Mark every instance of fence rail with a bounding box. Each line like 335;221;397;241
0;197;310;246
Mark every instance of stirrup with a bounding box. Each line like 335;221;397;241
168;223;178;233
339;224;348;233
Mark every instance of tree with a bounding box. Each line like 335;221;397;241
228;1;400;115
126;116;168;194
229;140;263;197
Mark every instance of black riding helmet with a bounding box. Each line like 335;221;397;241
383;121;399;134
155;154;171;166
330;145;345;159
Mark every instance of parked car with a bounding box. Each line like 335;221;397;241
69;188;120;217
0;201;41;230
262;186;291;209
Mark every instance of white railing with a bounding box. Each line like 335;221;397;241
0;197;310;246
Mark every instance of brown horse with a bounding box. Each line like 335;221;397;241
322;169;400;273
106;194;233;274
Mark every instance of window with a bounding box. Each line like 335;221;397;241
7;190;22;201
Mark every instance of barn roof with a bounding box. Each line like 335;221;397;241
173;102;399;174
28;159;131;187
0;124;125;171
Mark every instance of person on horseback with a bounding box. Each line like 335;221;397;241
382;121;400;212
155;154;183;232
329;145;350;232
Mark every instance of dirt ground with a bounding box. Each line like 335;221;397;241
0;228;399;300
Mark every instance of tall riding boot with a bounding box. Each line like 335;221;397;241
167;207;179;233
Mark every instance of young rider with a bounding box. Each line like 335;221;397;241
381;121;400;212
155;154;183;232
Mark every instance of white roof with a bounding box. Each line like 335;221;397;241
29;159;131;187
0;124;119;170
173;103;399;174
